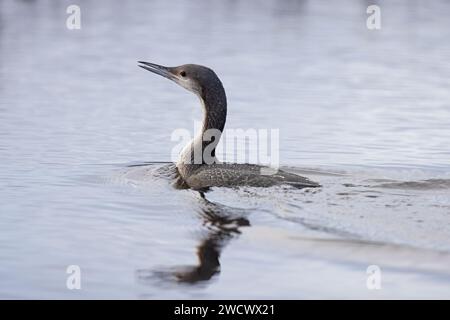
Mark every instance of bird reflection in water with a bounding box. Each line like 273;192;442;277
136;191;250;285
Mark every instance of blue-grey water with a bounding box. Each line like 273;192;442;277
1;0;450;299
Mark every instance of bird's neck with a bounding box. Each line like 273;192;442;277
199;87;227;146
178;86;227;170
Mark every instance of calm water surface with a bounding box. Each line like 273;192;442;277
1;0;450;298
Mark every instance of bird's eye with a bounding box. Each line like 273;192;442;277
180;71;186;77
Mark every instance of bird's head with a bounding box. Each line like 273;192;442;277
138;61;223;98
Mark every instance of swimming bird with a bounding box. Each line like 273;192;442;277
138;61;320;190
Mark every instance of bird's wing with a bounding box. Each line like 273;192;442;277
185;164;319;189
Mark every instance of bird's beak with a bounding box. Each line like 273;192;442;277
138;61;177;81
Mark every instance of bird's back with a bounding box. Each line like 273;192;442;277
182;163;320;190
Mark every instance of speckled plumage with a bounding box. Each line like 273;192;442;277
185;163;320;190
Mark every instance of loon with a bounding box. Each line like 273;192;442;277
138;61;320;190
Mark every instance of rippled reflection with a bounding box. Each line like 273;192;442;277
137;192;250;285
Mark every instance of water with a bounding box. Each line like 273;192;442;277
1;0;450;299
